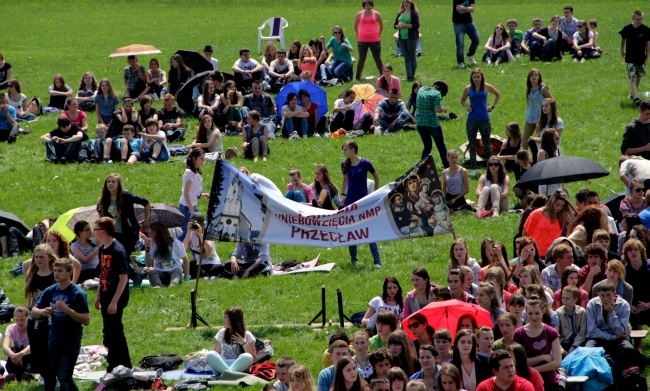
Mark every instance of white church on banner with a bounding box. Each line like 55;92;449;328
215;174;253;242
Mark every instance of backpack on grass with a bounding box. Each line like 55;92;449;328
139;354;183;371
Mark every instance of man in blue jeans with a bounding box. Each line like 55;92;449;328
415;80;450;168
453;0;480;68
373;88;409;134
33;258;90;391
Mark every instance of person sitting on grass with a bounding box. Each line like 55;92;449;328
285;168;315;204
6;79;36;122
373;88;409;134
388;330;419;377
123;55;149;100
242;110;269;162
62;98;89;138
370;378;390;391
142;221;189;288
190;115;223;158
370;310;399;351
493;312;517;351
273;356;295;391
157;93;185;142
475;350;535;391
0;92;19;143
268;49;294;93
367;348;392;382
506;19;529;56
70;220;100;283
319;340;352;391
476;326;494;357
206;306;257;375
111;98;139;138
40;116;83;164
556;285;587;355
224;241;272;279
46;74;73;112
117;125;142;164
408;345;440;390
332;356;370;391
281;92;309;138
134;118;169;164
232;47;265;94
2;306;32;383
352;331;373;379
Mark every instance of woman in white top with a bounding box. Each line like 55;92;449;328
190;115;223;156
475;156;509;217
6;79;35;121
361;276;403;330
178;148;210;241
143;222;189;288
183;212;222;279
197;81;220;120
207;307;257;374
70;220;100;283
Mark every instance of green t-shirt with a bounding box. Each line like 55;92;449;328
398;13;411;40
510;29;524;42
369;335;387;351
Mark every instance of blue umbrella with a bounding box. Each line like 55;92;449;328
275;81;328;120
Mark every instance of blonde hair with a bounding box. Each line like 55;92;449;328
24;244;57;301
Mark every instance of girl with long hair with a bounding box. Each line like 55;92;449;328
23;244;57;390
441;150;471;211
536;98;563;142
261;41;278;74
475;156;509;217
298;45;317;82
406;313;435;353
221;80;244;125
572;20;597;62
401;267;434;320
137;96;158;132
510;237;545;283
591;259;633;306
476;282;504;326
309;38;329;81
178;148;210;241
619;179;647;217
456;314;478;335
567;205;610;251
512;299;562;390
388;330;418;376
460;68;500;176
536;127;559;197
95;78;120;130
183;212;222;279
405;81;421;123
22;230;81;284
482;24;513;65
76;71;98;111
493;313;517;350
197;81;220;121
190;114;223;155
207;307;257;374
361;276;403;330
341;140;381;266
377;64;402;98
168;53;193;97
332;356;369;391
622;239;650;334
289;365;317;391
388;367;409;391
311;164;340;210
394;0;420;81
97;173;150;257
523;69;552;149
281;92;309;138
288;40;302;77
451;329;490;391
552;268;588;309
498;122;524;171
70;220;100;283
242;110;269;162
516;265;554;305
62;98;89;135
6;79;35;121
437;363;466;391
143;222;189;287
485;267;512;310
47;74;73;111
523;189;575;255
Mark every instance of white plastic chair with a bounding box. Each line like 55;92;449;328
258;17;289;54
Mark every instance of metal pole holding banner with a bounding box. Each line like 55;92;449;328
337;289;353;328
308;285;326;327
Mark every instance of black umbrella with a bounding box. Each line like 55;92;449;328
175;50;215;75
603;192;625;224
177;71;235;116
0;211;30;235
515;156;610;188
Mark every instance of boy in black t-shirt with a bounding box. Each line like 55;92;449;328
39;116;83;163
620;10;650;107
157;94;185;141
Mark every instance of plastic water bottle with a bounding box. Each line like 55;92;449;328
644;91;650;98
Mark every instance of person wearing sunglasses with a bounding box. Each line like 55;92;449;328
406;313;434;354
620;179;647;217
482;24;514;66
324;25;354;84
532;16;568;62
475;157;509;217
572;20;598;63
619;155;650;196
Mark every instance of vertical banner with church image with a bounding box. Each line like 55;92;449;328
205;156;453;246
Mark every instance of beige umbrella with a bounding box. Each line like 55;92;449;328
109;44;161;58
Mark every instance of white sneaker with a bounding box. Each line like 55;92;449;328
458;63;466;69
467;56;477;65
470;169;477;177
314;133;321;138
580;58;585;63
327;78;339;86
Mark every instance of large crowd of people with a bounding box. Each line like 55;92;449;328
0;1;649;390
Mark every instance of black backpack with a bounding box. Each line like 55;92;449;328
139;354;183;371
621;367;648;391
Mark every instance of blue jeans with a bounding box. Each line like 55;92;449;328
540;39;557;61
417;125;449;168
529;40;543;60
328;60;352;82
282;117;309;137
49;339;81;391
395;39;421;55
454;22;480;65
178;203;198;241
45;141;81;162
285;190;307;202
398;39;418;79
378;117;407;132
349;243;381;265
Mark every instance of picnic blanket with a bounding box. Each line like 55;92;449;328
271;253;336;275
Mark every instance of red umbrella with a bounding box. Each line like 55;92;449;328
401;300;493;341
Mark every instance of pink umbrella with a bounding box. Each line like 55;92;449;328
402;300;494;341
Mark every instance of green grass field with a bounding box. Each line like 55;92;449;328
1;0;649;388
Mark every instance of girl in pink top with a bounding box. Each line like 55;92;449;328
62;98;88;135
299;45;318;82
354;0;384;80
376;64;402;98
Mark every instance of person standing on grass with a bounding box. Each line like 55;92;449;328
452;0;480;69
355;0;384;81
619;10;650;107
415;80;449;167
394;0;420;81
179;148;210;241
33;258;90;391
93;217;131;372
341;140;382;267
